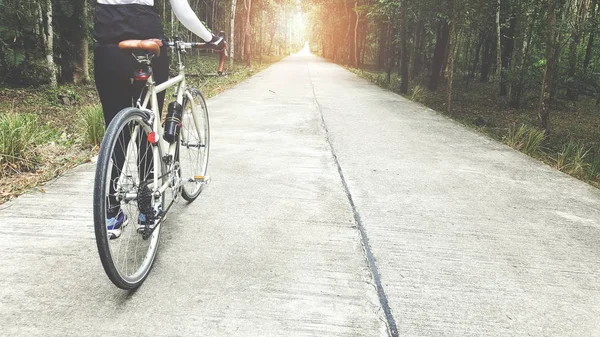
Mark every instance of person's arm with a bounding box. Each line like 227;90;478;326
169;0;213;42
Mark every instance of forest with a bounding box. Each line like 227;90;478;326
0;0;304;86
0;0;304;202
1;0;600;196
305;0;600;186
306;0;600;131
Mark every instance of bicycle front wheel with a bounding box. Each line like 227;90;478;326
93;107;165;289
179;88;210;202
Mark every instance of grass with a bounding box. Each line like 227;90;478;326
0;113;50;174
0;54;285;204
410;85;426;102
78;105;105;147
347;67;600;189
588;153;600;181
554;141;590;177
503;124;546;155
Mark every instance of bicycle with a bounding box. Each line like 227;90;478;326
93;36;227;289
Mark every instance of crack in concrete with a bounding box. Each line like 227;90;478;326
306;62;399;337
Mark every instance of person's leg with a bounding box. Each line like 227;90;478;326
135;46;170;188
94;43;136;218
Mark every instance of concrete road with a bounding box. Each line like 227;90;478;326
1;53;599;337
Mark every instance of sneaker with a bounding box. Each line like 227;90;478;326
137;196;163;233
107;210;128;240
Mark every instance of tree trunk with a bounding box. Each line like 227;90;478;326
566;37;579;100
377;20;387;69
471;37;482;79
37;2;45;46
239;1;246;61
428;21;450;90
268;31;276;56
386;23;395;84
511;8;537;107
43;0;57;87
411;20;425;79
496;0;502;77
400;1;409;94
212;0;217;29
539;0;559;134
567;0;587;100
354;0;360;67
230;0;237;65
360;20;367;65
500;0;515;96
584;0;598;71
244;0;252;66
73;0;89;84
447;0;457;112
259;10;263;65
346;0;355;64
481;33;493;82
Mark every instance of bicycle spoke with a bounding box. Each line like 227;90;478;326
179;89;209;201
95;109;163;289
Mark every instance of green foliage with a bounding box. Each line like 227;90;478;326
587;152;600;181
410;85;426;102
554;141;590;176
13;60;52;86
43;87;82;105
0;113;50;174
504;124;546;155
78;105;105;147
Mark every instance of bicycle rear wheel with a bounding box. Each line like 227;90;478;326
179;88;210;202
93;107;165;289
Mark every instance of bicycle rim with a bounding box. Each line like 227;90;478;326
180;89;210;202
94;108;164;289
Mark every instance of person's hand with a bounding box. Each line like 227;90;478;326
208;33;226;50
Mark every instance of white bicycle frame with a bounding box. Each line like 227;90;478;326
129;42;205;198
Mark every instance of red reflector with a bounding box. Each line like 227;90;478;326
135;75;150;81
148;132;158;144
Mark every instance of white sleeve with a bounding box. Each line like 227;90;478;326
169;0;212;42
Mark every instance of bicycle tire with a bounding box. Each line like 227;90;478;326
93;107;165;289
179;88;210;202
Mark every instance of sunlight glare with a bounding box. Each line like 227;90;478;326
298;41;311;55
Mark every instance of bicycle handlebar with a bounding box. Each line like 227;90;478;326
188;42;228;75
167;33;228;75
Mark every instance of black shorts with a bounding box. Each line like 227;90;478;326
93;43;169;127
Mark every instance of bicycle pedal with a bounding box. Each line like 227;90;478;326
194;175;210;184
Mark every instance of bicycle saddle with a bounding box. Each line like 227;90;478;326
118;39;163;57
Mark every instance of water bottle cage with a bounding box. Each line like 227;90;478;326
165;117;182;127
163;102;183;143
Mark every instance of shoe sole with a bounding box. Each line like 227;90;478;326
108;218;129;240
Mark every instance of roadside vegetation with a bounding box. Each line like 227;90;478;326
305;0;600;189
0;55;283;204
347;68;600;188
1;0;299;204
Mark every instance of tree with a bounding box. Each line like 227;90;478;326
447;0;457;112
429;20;450;90
243;0;253;66
539;0;560;133
399;0;408;94
73;0;89;84
43;0;57;87
230;0;237;65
